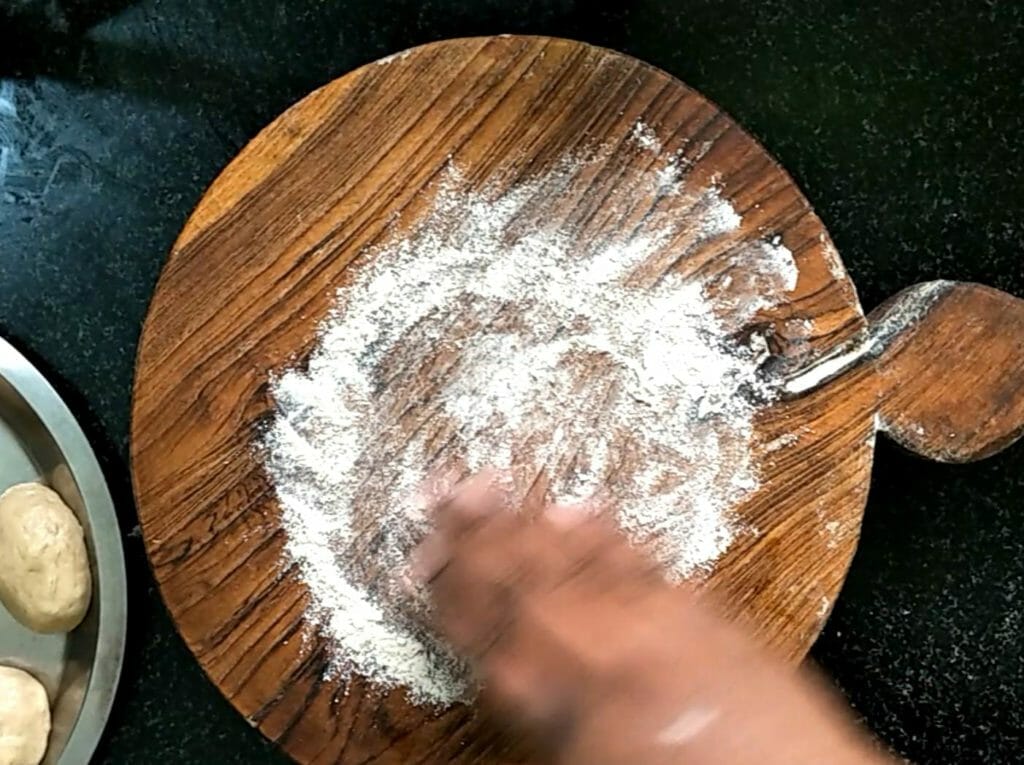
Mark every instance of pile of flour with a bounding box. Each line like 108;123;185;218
262;131;797;705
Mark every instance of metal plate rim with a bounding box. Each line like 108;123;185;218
0;337;127;764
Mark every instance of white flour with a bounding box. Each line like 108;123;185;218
630;119;662;153
262;137;797;706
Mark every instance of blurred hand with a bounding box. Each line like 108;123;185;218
410;472;893;765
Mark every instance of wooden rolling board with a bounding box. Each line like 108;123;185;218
131;35;1024;764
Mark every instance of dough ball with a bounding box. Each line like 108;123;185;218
0;483;92;633
0;666;50;765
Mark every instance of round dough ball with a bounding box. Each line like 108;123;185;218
0;666;51;765
0;483;92;633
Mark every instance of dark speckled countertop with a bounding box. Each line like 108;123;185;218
1;1;1022;763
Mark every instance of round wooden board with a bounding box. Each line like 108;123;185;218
132;36;879;764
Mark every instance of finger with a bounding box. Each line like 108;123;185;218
430;551;520;658
435;469;508;536
544;500;599;529
540;514;666;594
479;638;581;744
407;532;451;584
409;468;508;585
412;465;462;510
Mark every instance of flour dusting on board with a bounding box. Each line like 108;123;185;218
630;119;662;153
262;138;798;706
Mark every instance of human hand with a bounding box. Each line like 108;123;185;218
410;472;892;765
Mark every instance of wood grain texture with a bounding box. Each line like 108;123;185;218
131;36;1023;764
874;282;1024;462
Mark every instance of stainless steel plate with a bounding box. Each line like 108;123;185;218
0;337;127;764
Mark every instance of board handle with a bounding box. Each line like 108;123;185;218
782;281;1024;462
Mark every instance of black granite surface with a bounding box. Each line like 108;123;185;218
1;1;1022;763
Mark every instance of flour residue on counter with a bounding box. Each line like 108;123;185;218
261;137;798;705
